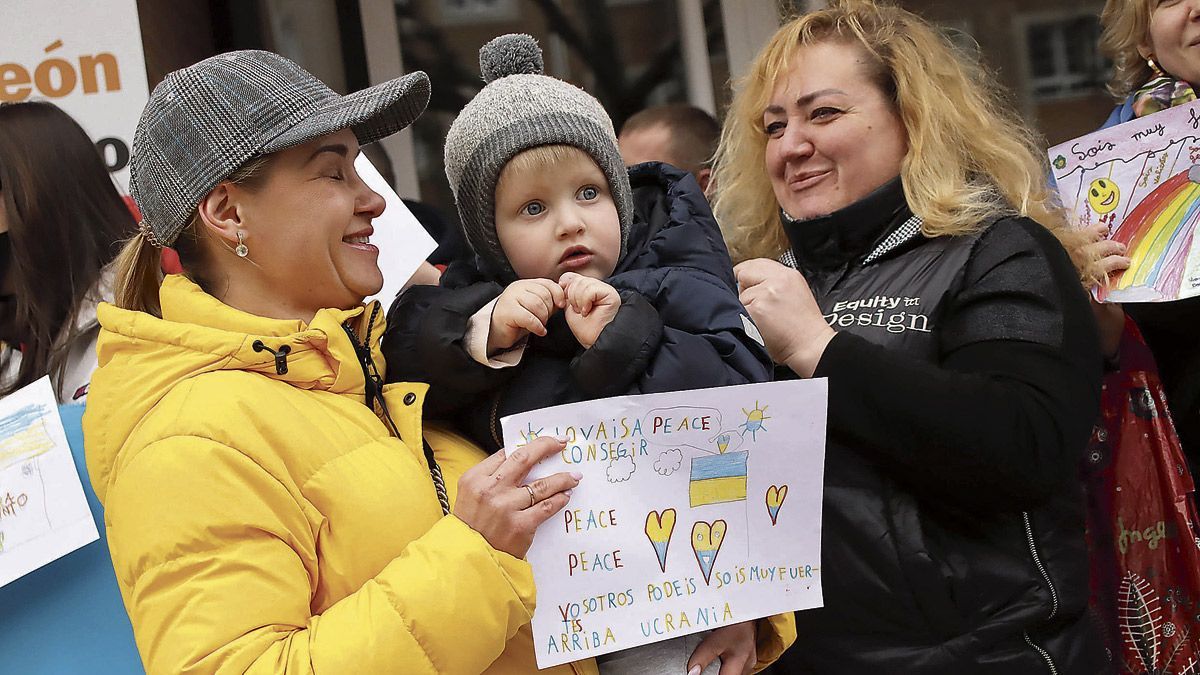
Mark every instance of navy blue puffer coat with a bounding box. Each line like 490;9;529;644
382;162;771;452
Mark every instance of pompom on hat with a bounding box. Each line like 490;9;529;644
443;34;633;281
129;50;430;247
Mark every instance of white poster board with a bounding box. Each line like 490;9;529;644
357;155;438;306
1;0;150;190
502;379;827;667
0;377;99;588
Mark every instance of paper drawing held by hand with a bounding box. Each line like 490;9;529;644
645;508;676;573
0;378;99;588
691;519;727;585
739;401;770;441
607;454;635;483
498;379;830;668
766;485;788;526
653;449;682;476
1049;101;1200;302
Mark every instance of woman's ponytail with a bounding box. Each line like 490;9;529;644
112;228;164;317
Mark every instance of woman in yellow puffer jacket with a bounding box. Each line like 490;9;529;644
87;50;794;675
85;50;592;674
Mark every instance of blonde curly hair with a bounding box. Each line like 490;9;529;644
710;0;1098;283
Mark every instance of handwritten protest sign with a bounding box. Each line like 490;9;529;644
0;377;98;588
502;379;827;667
1050;99;1200;302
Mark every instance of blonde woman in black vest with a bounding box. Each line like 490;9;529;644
711;2;1107;672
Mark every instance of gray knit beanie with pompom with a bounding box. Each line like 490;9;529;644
443;33;632;281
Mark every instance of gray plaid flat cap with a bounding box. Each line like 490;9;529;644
130;50;430;246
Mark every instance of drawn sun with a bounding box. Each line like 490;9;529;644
740;401;770;441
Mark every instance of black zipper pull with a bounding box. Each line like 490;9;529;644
344;308;450;516
343;320;381;410
252;340;291;375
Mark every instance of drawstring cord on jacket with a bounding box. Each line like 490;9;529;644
252;340;291;375
344;303;451;516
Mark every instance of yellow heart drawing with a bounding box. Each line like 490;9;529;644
766;484;788;508
645;508;677;544
691;519;728;584
646;508;677;572
766;484;788;525
691;519;727;553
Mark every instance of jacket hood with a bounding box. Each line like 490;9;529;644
616;161;737;291
84;274;384;502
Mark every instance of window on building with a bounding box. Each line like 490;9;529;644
1022;12;1108;100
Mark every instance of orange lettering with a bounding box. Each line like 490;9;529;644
0;63;32;102
80;52;120;93
34;57;76;97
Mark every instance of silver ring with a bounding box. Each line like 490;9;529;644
524;484;537;508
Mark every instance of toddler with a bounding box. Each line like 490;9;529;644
384;34;782;675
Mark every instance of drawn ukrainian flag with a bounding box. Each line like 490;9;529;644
689;451;747;506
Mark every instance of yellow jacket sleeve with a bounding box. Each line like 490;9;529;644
754;612;797;672
105;436;535;674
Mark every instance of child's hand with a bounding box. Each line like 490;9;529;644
1081;223;1129;358
687;621;758;675
559;272;621;350
487;279;566;355
1082;223;1130;278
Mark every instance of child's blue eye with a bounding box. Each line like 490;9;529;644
579;186;599;200
523;202;545;216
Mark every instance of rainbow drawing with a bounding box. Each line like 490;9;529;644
1103;164;1200;301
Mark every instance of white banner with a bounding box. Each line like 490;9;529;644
503;379;827;667
1;0;150;190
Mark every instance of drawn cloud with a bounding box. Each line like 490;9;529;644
607;455;636;483
654;449;683;476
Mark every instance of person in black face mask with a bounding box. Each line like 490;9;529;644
0;232;16;341
0;101;133;402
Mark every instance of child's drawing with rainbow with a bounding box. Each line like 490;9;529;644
1050;99;1200;302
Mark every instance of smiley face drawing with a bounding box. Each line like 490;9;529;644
1087;178;1120;215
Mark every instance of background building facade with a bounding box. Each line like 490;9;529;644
134;0;1116;218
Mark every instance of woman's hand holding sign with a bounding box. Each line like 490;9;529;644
454;435;582;559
